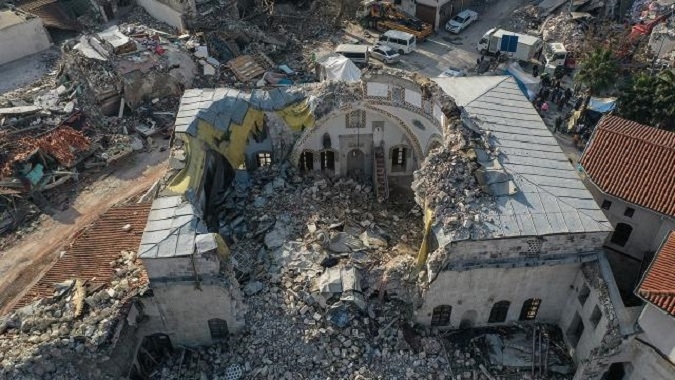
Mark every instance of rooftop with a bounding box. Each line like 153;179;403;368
638;231;675;317
433;76;611;240
580;115;675;216
138;196;218;259
13;203;151;310
174;87;306;136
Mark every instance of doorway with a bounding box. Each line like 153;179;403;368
347;149;365;176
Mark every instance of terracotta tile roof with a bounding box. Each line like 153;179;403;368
638;231;675;316
580;115;675;216
13;204;151;310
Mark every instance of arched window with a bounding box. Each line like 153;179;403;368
519;298;541;321
430;305;452;326
320;150;335;171
488;300;510;323
300;151;314;171
611;223;632;247
208;318;229;341
391;146;407;172
323;133;332;149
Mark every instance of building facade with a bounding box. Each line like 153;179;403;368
579;116;675;261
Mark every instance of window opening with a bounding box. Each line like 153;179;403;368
323;133;332;149
391;146;407;172
624;207;635;217
590;305;602;328
430;305;452;326
300;151;314;171
256;152;271;167
601;200;612;210
526;238;543;255
566;312;584;347
488;301;510;323
519;298;541;321
320;150;335;171
610;223;632;247
208;319;229;340
578;284;590;306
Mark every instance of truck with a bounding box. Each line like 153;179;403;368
542;42;569;74
361;2;433;41
477;28;543;62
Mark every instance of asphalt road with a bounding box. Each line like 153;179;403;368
397;0;529;77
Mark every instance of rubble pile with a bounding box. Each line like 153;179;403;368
148;287;574;379
541;13;588;51
505;4;545;33
0;250;147;380
411;122;492;232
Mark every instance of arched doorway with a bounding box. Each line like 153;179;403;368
347;149;365;175
459;310;478;328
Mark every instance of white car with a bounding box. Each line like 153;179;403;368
370;45;401;64
439;67;466;77
445;10;478;34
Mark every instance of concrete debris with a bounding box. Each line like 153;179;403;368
411;120;496;234
0;250;147;379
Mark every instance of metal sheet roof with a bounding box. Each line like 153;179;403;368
174;87;307;135
138;196;210;259
438;76;611;240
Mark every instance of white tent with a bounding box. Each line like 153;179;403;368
316;54;361;82
506;62;541;100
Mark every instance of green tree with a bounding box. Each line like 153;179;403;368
616;74;658;125
575;48;619;95
617;69;675;131
653;70;675;131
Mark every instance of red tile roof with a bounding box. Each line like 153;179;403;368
638;231;675;316
580;115;675;216
13;203;151;310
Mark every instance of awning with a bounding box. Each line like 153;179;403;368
588;97;616;113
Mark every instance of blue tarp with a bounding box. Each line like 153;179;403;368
588;97;616;113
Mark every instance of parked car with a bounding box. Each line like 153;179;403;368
439;67;466;77
370;44;401;64
445;10;478;34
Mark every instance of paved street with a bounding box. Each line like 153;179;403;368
397;0;528;77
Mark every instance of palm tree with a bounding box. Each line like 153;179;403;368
575;48;619;95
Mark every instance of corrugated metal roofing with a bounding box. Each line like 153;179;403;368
438;76;611;240
580;115;675;216
14;204;151;310
174;87;306;135
138;196;209;259
638;231;675;317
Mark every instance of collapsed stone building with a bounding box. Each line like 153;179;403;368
1;71;673;380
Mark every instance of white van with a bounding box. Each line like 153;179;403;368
378;30;416;55
335;44;370;65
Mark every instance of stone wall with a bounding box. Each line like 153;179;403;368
416;262;582;327
138;280;246;347
439;232;607;266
